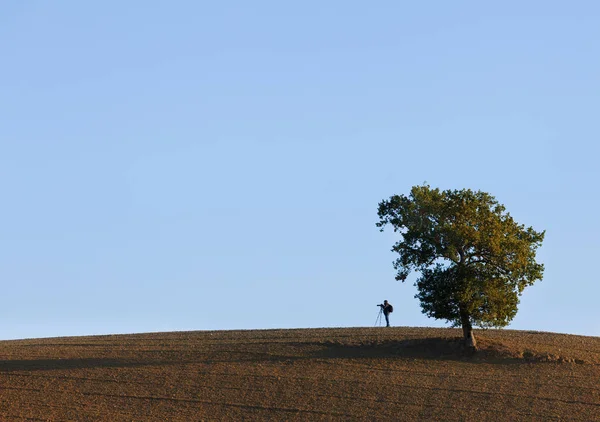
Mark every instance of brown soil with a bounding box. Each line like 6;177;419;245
1;327;599;421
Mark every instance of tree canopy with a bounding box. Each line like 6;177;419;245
377;185;545;349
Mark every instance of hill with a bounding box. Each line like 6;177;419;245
1;327;599;421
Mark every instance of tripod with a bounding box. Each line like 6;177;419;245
374;307;384;327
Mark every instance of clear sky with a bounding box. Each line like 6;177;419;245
1;1;599;340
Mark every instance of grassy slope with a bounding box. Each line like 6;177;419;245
0;327;599;421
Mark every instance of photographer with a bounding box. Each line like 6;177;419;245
377;300;394;327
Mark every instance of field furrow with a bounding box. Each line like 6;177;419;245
1;327;598;421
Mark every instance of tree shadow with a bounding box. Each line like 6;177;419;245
309;337;527;364
1;337;573;371
192;337;529;365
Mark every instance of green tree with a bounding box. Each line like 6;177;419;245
377;185;545;349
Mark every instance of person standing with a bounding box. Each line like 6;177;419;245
378;300;393;327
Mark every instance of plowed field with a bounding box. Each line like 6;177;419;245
1;327;599;421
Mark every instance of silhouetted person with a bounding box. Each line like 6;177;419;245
378;300;393;327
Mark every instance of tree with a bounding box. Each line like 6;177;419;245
377;185;545;350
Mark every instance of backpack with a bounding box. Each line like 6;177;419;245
387;304;393;313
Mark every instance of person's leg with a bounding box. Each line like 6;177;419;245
385;313;390;327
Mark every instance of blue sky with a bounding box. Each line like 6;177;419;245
1;1;599;340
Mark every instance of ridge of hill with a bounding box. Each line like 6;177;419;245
1;327;599;421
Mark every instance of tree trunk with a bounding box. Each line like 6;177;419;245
460;308;477;351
